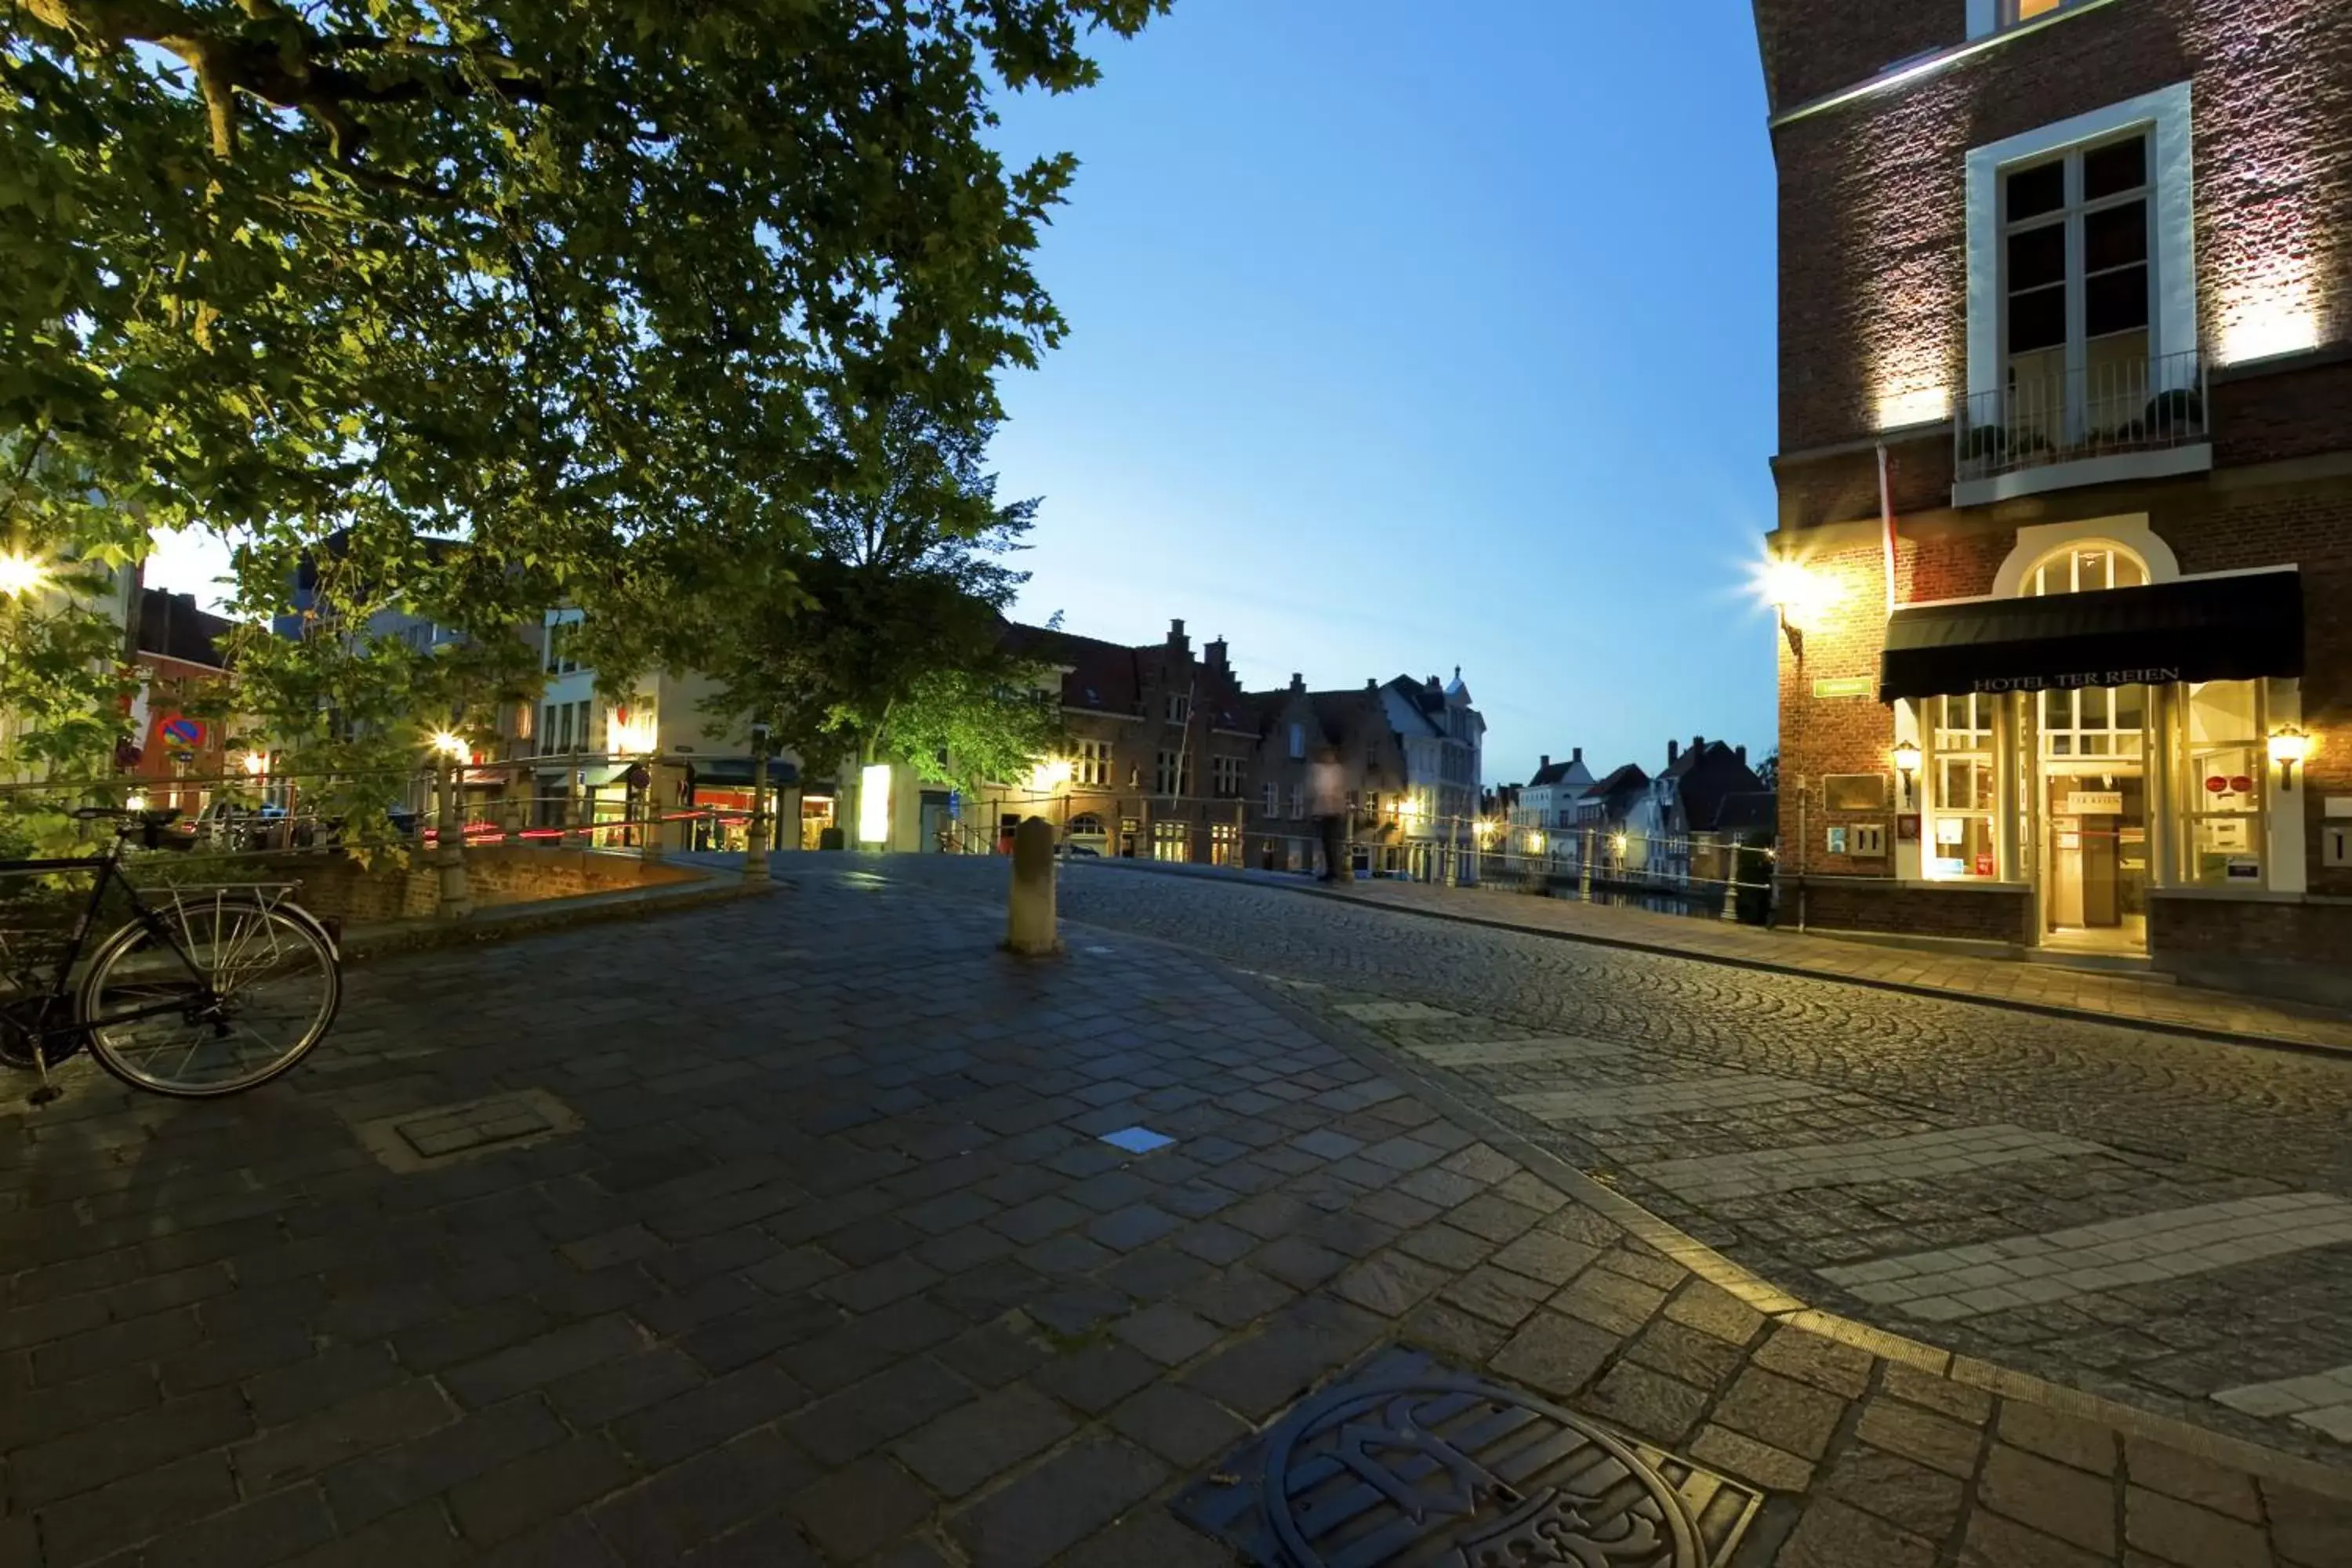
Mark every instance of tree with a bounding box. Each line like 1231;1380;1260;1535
1752;748;1780;793
2;0;1163;793
670;404;1062;789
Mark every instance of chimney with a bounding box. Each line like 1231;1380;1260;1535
1365;677;1377;691
1692;734;1704;752
1667;739;1679;764
1206;637;1228;670
1539;754;1550;771
1168;618;1189;655
1571;746;1583;766
1289;671;1305;694
1736;744;1748;764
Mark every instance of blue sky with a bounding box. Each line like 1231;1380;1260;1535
981;0;1780;782
147;0;1781;786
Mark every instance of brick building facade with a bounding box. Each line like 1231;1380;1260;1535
988;619;1256;865
1755;0;2352;1001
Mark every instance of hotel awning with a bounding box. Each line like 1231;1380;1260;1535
1878;569;2303;702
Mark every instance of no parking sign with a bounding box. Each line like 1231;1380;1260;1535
156;713;207;750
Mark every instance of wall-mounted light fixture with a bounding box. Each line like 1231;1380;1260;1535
1892;739;1921;809
1755;557;1836;657
2268;725;2313;791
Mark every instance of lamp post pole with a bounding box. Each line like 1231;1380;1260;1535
433;735;472;921
746;719;771;883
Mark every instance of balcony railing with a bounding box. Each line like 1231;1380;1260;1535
1955;347;2209;484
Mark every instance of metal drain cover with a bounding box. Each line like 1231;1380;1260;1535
1175;1348;1758;1567
350;1088;583;1172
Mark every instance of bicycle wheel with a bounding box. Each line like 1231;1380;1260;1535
78;896;341;1097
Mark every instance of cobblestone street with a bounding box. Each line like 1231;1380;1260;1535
995;858;2352;1461
2;857;2349;1566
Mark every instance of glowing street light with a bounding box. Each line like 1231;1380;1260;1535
430;730;469;760
242;750;269;777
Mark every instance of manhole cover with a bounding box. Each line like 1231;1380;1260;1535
1176;1349;1758;1567
349;1088;582;1172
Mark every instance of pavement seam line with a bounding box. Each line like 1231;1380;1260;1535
1080;857;2352;1062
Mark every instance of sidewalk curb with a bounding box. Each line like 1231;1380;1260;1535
1201;956;2352;1504
1076;857;2352;1062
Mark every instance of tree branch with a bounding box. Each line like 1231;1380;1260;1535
25;0;549;172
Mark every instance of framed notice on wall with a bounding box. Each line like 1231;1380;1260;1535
1822;773;1889;813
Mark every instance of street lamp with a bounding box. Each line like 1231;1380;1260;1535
2268;725;2313;791
430;730;469;760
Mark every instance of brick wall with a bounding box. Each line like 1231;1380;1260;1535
1793;879;2032;945
1775;538;1899;878
2149;895;2352;1007
265;847;699;926
1753;1;1965;118
1770;0;2352;458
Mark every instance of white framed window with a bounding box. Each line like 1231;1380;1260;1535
1287;722;1305;760
1210;822;1240;867
1166;693;1190;724
1211;754;1243;798
544;615;583;675
1965;85;2195;430
1999;130;2157;452
2176;680;2265;886
1287;784;1303;819
1073;738;1112;787
1262;782;1278;816
2024;543;2151;761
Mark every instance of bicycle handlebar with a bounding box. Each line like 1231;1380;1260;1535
67;807;185;830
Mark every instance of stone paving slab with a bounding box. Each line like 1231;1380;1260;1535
1819;1192;2352;1321
3;858;2350;1567
1400;1036;1634;1068
1505;1075;1833;1125
1632;1124;2110;1202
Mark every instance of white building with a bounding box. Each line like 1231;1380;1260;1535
1510;749;1596;844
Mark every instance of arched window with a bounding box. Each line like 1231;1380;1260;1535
2020;541;2151;760
2020;540;2148;596
1067;813;1105;837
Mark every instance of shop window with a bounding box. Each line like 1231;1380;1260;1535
1152;820;1189;862
1210;822;1240;867
2179;680;2263;886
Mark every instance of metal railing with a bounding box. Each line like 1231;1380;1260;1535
1955;346;2208;483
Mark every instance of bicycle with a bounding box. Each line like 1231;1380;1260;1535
0;807;343;1102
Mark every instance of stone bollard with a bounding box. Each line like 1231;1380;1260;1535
1004;815;1059;955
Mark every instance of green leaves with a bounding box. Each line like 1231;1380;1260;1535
3;0;1162;806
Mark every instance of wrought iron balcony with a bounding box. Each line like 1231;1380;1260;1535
1955;347;2209;485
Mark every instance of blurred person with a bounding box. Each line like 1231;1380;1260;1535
1310;746;1352;884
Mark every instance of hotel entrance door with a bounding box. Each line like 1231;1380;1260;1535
2034;677;2151;953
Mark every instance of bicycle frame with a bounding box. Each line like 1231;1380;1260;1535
1;837;226;1046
